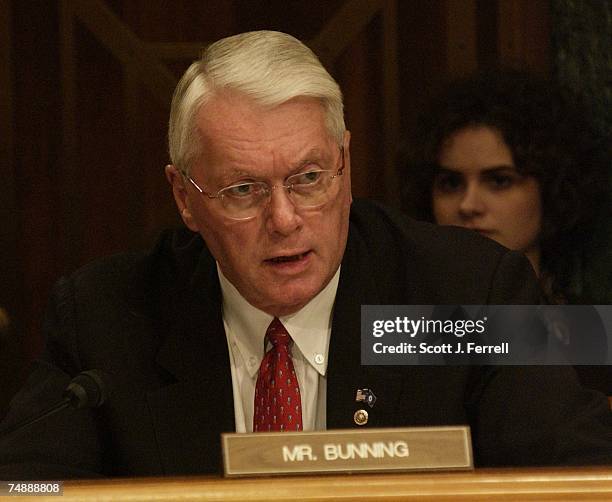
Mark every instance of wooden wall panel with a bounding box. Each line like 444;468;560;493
122;1;237;42
381;0;400;204
75;22;133;259
12;1;63;358
396;1;448;140
0;1;17;324
0;0;25;419
445;0;478;78
234;0;346;41
337;18;385;201
498;0;550;72
1;0;552;416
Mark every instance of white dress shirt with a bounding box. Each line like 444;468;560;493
218;265;339;433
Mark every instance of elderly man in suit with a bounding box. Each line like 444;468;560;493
0;31;610;478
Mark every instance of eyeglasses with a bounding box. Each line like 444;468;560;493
184;147;345;220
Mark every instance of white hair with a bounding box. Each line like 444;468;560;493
168;30;345;174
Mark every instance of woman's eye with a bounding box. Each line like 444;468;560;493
434;173;463;192
487;174;514;189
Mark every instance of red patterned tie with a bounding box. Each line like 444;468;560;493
253;318;303;432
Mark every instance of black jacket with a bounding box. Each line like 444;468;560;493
1;199;610;478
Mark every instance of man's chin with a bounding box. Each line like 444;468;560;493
254;286;320;317
259;295;311;317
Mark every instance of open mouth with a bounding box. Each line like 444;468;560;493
266;251;310;264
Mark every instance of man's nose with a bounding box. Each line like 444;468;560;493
265;186;302;235
458;183;485;218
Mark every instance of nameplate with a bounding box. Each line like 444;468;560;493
222;426;473;477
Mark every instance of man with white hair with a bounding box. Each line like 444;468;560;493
0;31;610;478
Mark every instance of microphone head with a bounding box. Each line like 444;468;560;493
63;370;110;409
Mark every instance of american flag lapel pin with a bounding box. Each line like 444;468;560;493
355;388;377;408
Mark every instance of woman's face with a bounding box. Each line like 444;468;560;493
432;126;542;272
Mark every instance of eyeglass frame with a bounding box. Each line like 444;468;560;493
182;146;346;221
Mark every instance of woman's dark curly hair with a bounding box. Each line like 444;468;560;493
400;70;610;302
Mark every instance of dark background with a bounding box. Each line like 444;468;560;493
0;0;609;417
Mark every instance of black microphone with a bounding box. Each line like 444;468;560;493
0;370;109;438
63;370;109;409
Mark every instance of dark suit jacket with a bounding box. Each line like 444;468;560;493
0;199;610;478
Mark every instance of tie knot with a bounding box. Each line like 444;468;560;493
266;318;291;347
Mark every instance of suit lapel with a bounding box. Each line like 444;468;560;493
145;243;235;474
327;225;406;430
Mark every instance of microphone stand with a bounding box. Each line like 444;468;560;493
0;397;73;437
0;369;107;439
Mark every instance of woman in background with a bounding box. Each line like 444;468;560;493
400;70;611;393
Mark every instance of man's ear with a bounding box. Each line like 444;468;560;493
165;164;199;232
342;130;353;204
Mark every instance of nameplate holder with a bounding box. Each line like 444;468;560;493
222;426;473;477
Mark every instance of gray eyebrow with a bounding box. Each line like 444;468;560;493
291;149;327;166
215;147;334;185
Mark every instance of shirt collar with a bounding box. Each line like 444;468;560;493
218;265;339;378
